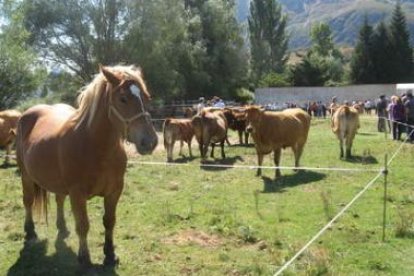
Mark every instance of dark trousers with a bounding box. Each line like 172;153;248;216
391;120;405;140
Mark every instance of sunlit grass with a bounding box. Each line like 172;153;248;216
1;115;413;275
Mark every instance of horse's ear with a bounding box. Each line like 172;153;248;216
100;65;121;86
9;128;16;137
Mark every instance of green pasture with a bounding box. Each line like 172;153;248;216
1;115;414;275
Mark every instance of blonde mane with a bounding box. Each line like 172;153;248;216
74;65;151;128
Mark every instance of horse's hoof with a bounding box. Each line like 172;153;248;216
24;232;38;243
57;229;70;239
78;254;92;268
104;256;119;267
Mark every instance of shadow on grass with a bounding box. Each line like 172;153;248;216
357;132;377;136
228;143;255;148
0;162;18;169
8;236;118;276
261;170;326;193
172;155;197;163
200;156;244;171
344;155;378;164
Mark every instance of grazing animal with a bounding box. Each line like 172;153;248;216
15;65;158;267
163;118;194;162
329;102;339;116
191;109;228;159
245;106;311;178
331;105;360;159
352;103;364;114
0;109;21;165
223;108;249;145
184;107;196;118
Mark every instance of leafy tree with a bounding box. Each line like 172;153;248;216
388;1;413;82
289;54;328;86
350;16;376;84
23;0;128;81
258;72;291;88
0;1;45;109
197;0;248;99
291;22;343;86
248;0;288;83
309;22;342;59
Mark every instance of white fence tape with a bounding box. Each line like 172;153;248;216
129;160;381;173
273;171;383;275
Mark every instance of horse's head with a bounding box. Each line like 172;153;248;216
101;65;158;155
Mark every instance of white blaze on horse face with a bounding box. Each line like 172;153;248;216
130;84;141;99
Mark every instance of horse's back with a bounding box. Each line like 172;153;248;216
19;104;75;142
17;104;75;191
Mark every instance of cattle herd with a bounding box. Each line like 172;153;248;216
162;104;360;179
1;104;360;179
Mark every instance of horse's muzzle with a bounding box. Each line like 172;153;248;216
135;136;158;155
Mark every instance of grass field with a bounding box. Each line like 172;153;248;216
1;115;414;275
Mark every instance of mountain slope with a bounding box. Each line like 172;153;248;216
237;0;414;49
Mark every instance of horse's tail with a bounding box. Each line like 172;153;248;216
33;184;49;225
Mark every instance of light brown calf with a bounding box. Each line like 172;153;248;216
163;118;194;162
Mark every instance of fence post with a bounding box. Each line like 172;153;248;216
382;154;388;242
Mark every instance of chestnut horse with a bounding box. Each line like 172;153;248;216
16;65;158;267
0;109;21;164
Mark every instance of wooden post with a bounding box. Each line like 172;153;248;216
382;154;388;242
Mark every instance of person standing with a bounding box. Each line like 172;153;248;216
376;95;388;132
388;96;405;141
404;90;414;142
196;97;205;114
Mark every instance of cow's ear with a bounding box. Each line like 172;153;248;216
100;65;121;86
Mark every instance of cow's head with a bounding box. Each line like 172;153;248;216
245;106;263;133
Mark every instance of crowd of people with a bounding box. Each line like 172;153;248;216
377;90;414;142
193;91;414;143
196;96;226;113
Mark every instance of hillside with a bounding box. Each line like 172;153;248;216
237;0;414;49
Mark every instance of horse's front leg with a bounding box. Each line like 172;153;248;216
70;193;91;267
103;188;122;266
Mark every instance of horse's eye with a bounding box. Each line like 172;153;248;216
120;96;127;104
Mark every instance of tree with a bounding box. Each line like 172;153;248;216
291;22;344;86
371;21;394;83
0;1;45;109
290;54;329;86
350;16;376;84
197;0;248;99
388;1;413;82
248;0;288;83
23;0;128;81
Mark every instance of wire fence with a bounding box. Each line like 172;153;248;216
0;112;412;273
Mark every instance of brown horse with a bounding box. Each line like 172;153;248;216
0;109;21;165
16;65;158;267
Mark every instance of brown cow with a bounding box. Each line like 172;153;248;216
245;106;311;178
223;108;249;145
191;109;228;159
331;105;360;159
352;103;364;114
0;109;22;165
163;118;194;162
